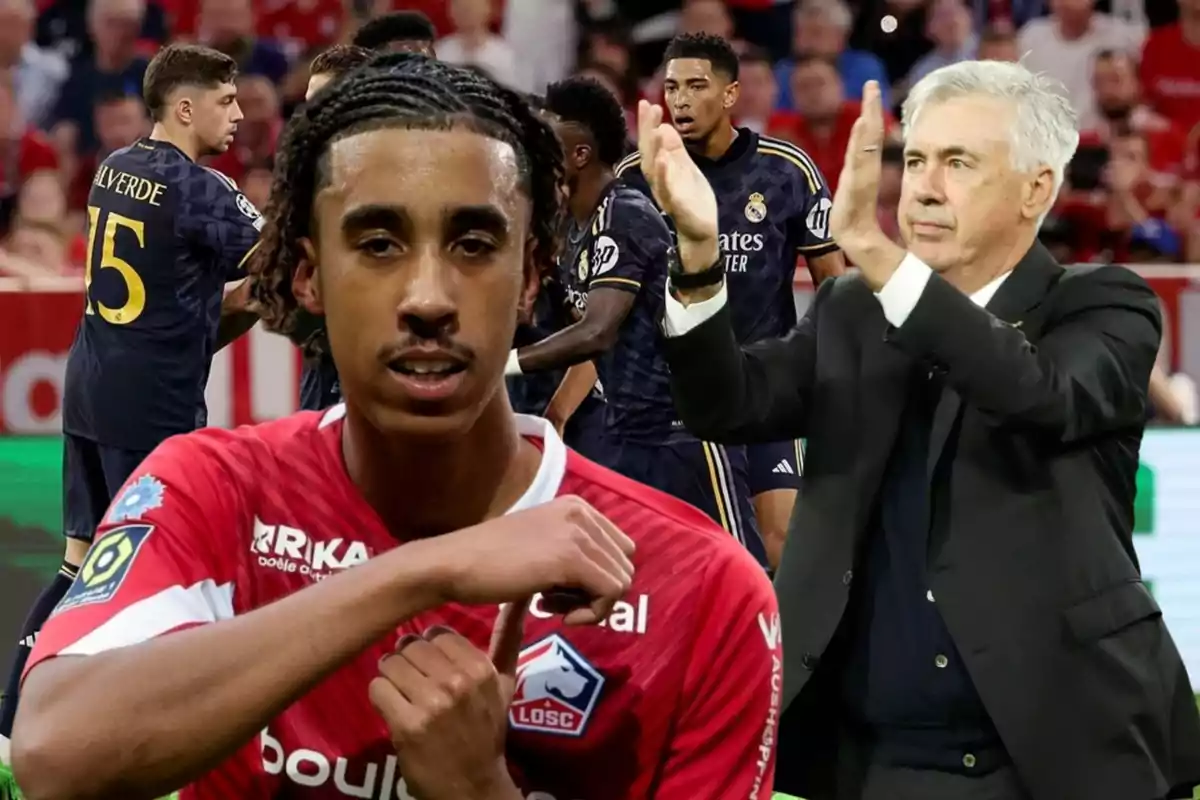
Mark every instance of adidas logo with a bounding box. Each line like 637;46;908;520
771;459;795;475
18;634;35;649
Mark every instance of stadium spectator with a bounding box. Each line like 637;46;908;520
195;0;288;86
975;23;1020;60
0;0;66;131
579;16;633;78
1082;49;1187;181
502;0;575;93
254;0;344;60
436;0;520;89
769;54;897;193
903;0;977;90
351;9;436;55
1017;0;1144;129
849;0;933;88
0;72;57;233
732;46;788;133
208;73;281;186
774;0;891;107
1058;128;1179;262
679;0;737;40
34;0;166;63
1139;0;1200;136
0;170;77;279
50;0;149;155
67;91;148;212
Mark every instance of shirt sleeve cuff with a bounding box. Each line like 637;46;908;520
662;282;728;337
874;252;933;328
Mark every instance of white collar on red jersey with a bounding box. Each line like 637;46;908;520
507;414;567;513
318;406;566;513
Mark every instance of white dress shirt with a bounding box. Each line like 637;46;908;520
661;253;1011;337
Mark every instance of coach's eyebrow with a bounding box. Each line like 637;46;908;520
904;145;980;162
444;205;511;242
340;204;410;236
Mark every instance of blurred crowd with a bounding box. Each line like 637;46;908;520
0;0;1197;282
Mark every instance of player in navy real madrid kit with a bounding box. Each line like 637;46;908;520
0;44;261;738
509;76;763;557
295;45;374;412
617;33;844;569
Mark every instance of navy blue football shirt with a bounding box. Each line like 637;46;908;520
63;138;262;451
559;182;679;443
617;128;837;343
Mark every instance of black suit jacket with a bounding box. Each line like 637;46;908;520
661;245;1200;800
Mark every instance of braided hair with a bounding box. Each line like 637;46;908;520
247;53;566;356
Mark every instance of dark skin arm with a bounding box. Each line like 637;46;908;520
806;249;846;285
216;279;259;350
515;288;635;373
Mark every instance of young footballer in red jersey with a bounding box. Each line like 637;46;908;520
12;55;781;800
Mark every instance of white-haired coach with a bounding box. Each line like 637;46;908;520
635;59;1200;800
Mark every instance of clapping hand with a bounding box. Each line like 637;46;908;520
636;100;720;275
369;602;532;800
829;81;905;289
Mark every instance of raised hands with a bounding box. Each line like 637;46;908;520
635;100;720;273
829;80;904;288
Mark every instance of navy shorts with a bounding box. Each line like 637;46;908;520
63;434;151;542
746;439;805;495
606;438;766;567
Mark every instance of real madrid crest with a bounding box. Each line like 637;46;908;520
577;248;590;281
744;192;767;223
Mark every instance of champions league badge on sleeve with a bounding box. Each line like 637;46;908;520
107;475;166;523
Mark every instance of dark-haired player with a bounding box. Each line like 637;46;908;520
618;33;845;569
352;10;437;55
12;55;779;800
0;43;261;740
512;75;763;556
295;43;375;412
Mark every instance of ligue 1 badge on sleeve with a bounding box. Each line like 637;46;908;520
107;475;166;523
744;192;767;224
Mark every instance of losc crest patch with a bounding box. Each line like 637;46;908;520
55;524;153;614
509;634;604;737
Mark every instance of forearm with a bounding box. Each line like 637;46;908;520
805;249;846;286
217;280;258;349
544;361;598;430
12;539;450;800
516;320;611;374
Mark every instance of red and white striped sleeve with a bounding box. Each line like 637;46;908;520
23;429;250;682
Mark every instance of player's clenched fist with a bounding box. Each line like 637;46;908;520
431;496;636;625
369;603;530;800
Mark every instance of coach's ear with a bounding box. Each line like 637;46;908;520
517;234;541;323
292;238;324;315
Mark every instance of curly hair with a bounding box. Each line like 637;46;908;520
246;53;565;356
544;75;631;168
663;32;740;82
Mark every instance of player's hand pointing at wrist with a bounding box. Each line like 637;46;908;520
636;100;720;273
369;603;532;800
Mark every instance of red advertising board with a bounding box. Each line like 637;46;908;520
2;266;1198;434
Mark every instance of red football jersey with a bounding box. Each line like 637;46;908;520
27;410;782;800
